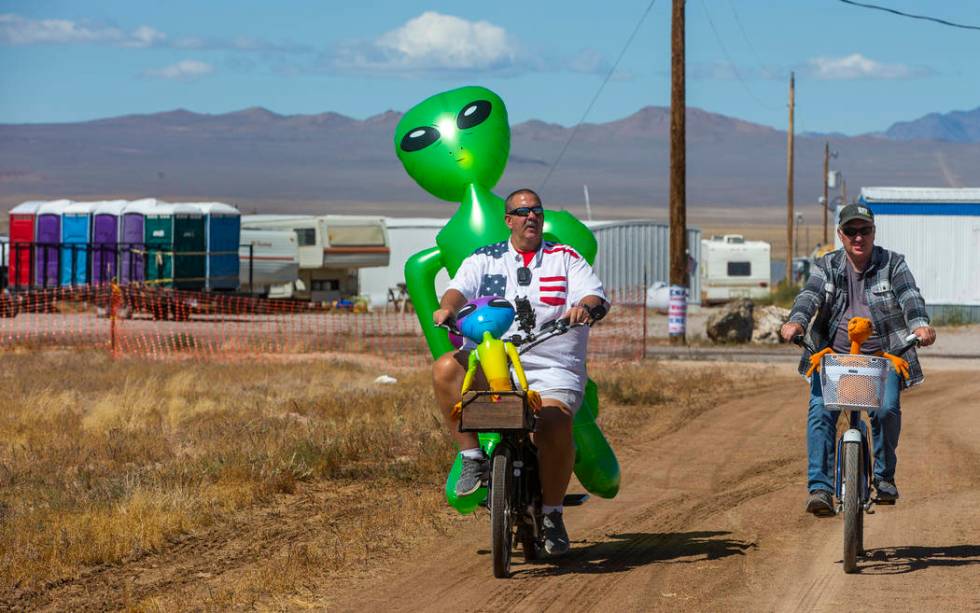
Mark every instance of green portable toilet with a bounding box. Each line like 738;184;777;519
171;204;206;290
144;201;175;287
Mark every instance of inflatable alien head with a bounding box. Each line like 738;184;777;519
456;296;515;343
394;86;510;202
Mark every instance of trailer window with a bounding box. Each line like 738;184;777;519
295;228;316;246
727;261;751;276
328;225;385;246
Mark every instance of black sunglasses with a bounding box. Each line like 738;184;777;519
841;226;874;238
506;205;544;217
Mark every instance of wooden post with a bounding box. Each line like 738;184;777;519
823;141;829;245
785;72;795;286
669;0;687;345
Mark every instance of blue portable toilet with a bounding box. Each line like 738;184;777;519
186;202;241;291
60;201;95;285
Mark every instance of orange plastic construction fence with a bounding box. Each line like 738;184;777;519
0;286;650;363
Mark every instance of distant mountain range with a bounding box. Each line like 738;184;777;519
2;104;979;218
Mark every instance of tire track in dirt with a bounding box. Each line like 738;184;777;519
327;364;980;612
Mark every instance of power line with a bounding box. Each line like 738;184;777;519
538;0;657;191
698;0;779;111
727;0;767;71
838;0;980;31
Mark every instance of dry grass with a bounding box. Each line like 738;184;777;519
0;351;450;596
0;350;746;609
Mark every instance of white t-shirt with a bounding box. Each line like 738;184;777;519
446;239;609;393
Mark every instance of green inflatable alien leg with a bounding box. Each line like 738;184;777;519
404;246;454;360
572;378;620;499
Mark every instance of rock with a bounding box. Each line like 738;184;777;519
374;374;398;384
753;305;792;344
706;299;754;343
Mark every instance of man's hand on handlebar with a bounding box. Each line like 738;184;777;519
780;322;804;344
433;308;455;327
562;305;592;325
913;325;936;347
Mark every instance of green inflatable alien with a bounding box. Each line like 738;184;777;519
394;86;620;513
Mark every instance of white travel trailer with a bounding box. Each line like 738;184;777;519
239;229;300;298
240;214;389;302
700;234;771;303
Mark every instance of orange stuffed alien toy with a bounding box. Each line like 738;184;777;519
806;316;910;380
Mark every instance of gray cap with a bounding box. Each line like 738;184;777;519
839;203;874;226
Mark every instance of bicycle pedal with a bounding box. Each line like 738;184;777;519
562;493;590;507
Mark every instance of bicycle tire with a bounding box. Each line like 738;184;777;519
842;441;861;573
491;449;513;578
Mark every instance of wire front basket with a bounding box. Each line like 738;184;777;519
820;354;891;412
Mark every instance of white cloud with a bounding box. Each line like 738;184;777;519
143;60;214;80
332;12;522;74
0;13;165;47
805;53;931;80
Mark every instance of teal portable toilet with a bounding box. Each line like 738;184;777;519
60;201;94;286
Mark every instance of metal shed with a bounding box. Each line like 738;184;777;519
841;187;980;322
586;220;702;304
358;217;701;308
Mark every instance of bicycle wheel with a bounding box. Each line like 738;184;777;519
491;448;514;578
842;441;861;573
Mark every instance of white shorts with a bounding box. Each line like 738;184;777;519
539;388;584;415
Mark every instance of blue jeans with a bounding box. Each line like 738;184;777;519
807;370;902;493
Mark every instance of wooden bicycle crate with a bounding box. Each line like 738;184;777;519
458;390;534;432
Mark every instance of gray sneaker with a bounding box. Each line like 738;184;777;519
455;454;489;497
805;489;835;517
542;511;570;556
875;479;899;502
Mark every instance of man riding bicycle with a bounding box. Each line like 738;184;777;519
780;204;936;516
432;188;609;556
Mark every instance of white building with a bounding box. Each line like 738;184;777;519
839;187;980;322
358;217;702;308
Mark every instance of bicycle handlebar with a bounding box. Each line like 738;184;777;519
793;332;921;357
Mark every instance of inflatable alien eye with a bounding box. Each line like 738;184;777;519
488;298;512;309
400;126;440;152
456;303;477;319
456;100;492;130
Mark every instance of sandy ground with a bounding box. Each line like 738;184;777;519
322;358;980;612
4;357;978;611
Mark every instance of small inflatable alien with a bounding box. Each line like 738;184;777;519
395;86;620;512
452;296;543;417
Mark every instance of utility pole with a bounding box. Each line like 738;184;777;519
842;177;848;205
785;71;795;286
823;141;829;245
669;0;687;345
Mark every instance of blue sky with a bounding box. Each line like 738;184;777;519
1;0;978;134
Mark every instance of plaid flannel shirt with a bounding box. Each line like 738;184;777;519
788;246;930;388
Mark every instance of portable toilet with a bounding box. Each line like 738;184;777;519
186;202;241;291
144;203;205;289
120;199;161;284
60;201;95;286
91;200;128;284
36;200;72;288
8;201;43;289
171;204;206;290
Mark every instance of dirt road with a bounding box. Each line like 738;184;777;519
328;360;980;612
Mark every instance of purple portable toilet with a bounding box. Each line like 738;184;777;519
34;200;71;288
91;200;127;284
120;199;161;284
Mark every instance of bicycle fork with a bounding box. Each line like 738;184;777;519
835;414;874;514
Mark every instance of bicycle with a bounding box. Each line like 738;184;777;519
795;328;920;573
441;314;593;578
